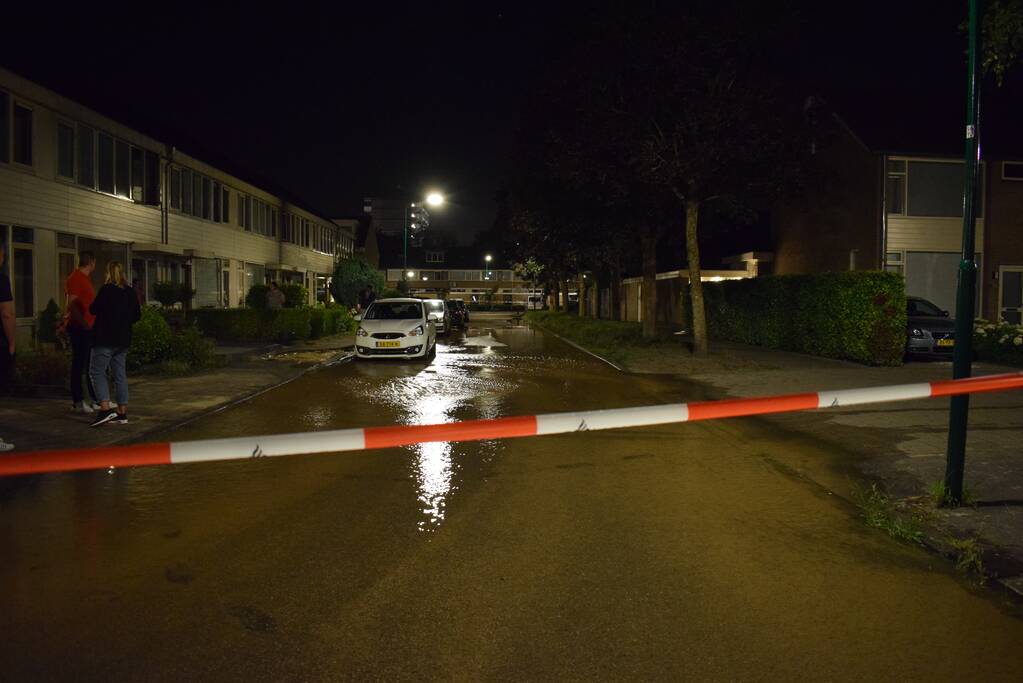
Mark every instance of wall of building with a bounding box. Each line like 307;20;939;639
983;159;1023;321
772;122;882;274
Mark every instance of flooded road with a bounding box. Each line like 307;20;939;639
3;318;1023;680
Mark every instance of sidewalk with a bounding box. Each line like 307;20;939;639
559;331;1023;596
0;335;354;454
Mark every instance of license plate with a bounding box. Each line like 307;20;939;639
376;341;400;348
937;339;954;347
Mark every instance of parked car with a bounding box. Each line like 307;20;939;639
445;299;466;329
906;296;956;358
451;299;468;323
354;298;437;360
423;298;449;334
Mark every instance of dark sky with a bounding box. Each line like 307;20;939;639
4;2;1017;245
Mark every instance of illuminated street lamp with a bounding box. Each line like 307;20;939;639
484;254;492;281
406;270;415;278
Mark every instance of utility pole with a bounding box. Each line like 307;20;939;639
944;0;983;505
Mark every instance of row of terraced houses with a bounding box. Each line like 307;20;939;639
0;68;357;348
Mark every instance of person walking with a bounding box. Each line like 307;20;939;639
88;261;141;427
267;281;285;309
65;251;99;413
0;242;16;451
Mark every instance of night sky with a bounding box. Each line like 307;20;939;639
3;2;1018;245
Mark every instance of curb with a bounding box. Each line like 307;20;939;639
530;324;625;372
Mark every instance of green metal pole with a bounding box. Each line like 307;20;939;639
944;0;982;506
403;206;408;281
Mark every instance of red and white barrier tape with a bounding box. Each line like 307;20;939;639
2;372;1021;477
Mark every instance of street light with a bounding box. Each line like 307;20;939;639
403;192;445;280
484;254;492;281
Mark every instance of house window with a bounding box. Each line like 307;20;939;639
238;194;247;229
145;150;160;206
884;251;904;275
1002;161;1023;180
181;169;193;214
907;160;983;218
885;161;905;215
0;91;8;162
77;124;95;189
97;133;114;193
57;123;75;178
202;178;212;219
130;146;145;201
222;187;230;223
425;250;444;263
12;104;32;166
115;140;130;198
213;181;221;221
170;168;181;209
12;227;34;318
192;173;203;217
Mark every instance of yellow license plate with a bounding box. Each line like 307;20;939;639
376;341;401;348
937;339;954;347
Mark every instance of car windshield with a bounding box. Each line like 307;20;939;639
907;299;944;317
445;301;458;310
364;302;423;320
425;301;445;313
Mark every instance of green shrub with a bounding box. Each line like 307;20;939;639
168;325;217;369
973;319;1023;366
309;307;326;339
153;281;194;308
192;308;262;342
15;349;70;386
280;282;308;308
702;272;907;365
246;284;270;310
380;287;402;299
267;308;311;343
36;299;61;344
129;305;172;367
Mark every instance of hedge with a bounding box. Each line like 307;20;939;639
702;272;907;366
191;307;349;343
974;319;1023;366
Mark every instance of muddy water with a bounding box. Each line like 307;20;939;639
1;320;1022;680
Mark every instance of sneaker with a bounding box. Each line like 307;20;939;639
90;409;118;428
71;401;94;414
111;413;129;425
0;439;13;452
90;401;103;411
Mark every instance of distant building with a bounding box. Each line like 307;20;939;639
362;197;430;243
0;68;355;347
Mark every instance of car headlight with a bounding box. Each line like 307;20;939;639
356;327;368;337
408;325;424;337
910;328;926;338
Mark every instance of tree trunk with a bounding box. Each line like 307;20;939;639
640;229;657;339
551;279;561;312
685;198;708;355
578;274;587;317
611;257;622;321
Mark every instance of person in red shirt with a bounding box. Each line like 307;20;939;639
65;251;99;413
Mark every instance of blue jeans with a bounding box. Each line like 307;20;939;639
89;347;129;407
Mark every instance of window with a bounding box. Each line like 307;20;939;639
907;160;983;218
885;167;905;215
213;181;221;221
0;91;8;162
1003;162;1023;180
181;169;193;214
425;250;444;263
57;123;74;178
13;104;32;165
245;197;252;231
222;187;230;223
130;147;144;201
115;140;130;198
97;133;114;193
238;194;247;229
170;168;181;209
145;150;160;205
77;124;95;189
12;227;34;318
202;178;212;219
192;172;202;217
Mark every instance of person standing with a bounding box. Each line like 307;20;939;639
65;251;99;413
365;284;377;307
88;261;141;427
267;281;285;309
0;242;16;451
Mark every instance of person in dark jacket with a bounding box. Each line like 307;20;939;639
88;261;141;427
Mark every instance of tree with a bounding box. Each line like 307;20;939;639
981;0;1023;84
330;258;384;308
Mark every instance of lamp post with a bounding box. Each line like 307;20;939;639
402;192;445;282
484;254;492;280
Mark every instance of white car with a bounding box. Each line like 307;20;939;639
423;298;449;334
355;298;437;359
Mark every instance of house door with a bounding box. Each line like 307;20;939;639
1000;267;1023;324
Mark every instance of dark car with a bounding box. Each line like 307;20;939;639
906;296;956;358
445;299;466;329
450;299;468;323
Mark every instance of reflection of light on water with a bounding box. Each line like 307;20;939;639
415;440;452;530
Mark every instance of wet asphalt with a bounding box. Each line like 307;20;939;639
2;318;1023;680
